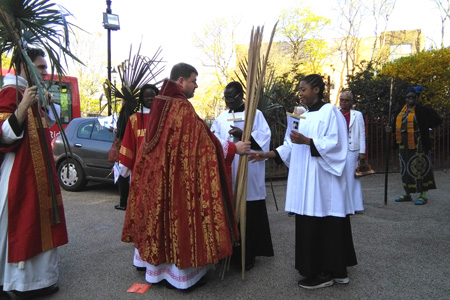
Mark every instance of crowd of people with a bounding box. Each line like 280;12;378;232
0;47;443;298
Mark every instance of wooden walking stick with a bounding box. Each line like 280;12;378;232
384;76;394;205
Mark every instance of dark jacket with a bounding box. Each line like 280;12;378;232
393;104;443;153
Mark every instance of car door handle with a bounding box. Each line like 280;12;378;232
74;143;82;147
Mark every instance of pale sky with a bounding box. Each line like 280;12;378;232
56;0;449;80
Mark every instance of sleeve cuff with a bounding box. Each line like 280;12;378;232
274;150;284;165
8;113;25;137
310;139;320;157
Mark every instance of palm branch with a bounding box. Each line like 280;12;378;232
0;0;82;81
102;44;164;140
105;44;165;110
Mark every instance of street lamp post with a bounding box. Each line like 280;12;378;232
103;0;120;116
111;67;118;115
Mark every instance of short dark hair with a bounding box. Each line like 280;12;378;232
13;47;46;74
224;81;243;95
169;63;198;81
26;48;46;62
139;84;159;103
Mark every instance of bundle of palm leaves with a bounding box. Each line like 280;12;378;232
102;45;164;141
230;22;277;279
105;45;164;110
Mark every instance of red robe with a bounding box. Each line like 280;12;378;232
0;87;68;263
121;79;238;269
119;111;150;171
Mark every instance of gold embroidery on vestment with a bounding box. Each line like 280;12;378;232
27;108;53;250
0;112;13;121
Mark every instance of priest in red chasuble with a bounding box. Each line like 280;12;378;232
121;63;249;290
0;48;68;298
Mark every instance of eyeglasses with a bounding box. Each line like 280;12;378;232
223;93;242;102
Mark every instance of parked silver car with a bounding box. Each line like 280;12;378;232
52;117;115;191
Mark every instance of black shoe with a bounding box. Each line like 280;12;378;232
163;280;176;290
245;258;255;271
184;276;207;292
114;204;126;210
298;274;334;289
136;267;146;271
0;289;10;300
11;284;59;300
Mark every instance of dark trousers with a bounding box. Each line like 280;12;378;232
117;175;130;207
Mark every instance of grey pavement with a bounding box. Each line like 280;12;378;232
45;170;449;300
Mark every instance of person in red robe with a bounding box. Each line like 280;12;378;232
121;63;249;289
119;84;159;175
119;84;159;269
0;48;68;299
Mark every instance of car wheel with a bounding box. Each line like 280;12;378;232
57;159;88;191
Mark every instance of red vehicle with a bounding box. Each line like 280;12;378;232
1;67;81;139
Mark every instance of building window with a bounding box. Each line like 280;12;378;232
389;43;412;61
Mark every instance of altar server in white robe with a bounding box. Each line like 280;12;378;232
339;91;366;212
250;74;357;289
211;81;274;270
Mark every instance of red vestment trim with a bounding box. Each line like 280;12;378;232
119;112;150;171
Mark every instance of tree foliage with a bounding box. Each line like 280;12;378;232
347;63;408;121
69;29;106;116
276;6;331;76
380;47;450;113
347;47;450;122
193;17;239;117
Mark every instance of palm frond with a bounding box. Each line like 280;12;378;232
0;0;83;78
107;45;165;109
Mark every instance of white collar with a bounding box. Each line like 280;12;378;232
2;73;27;90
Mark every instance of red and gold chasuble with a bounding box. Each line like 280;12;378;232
121;80;238;270
0;87;68;263
119;112;150;171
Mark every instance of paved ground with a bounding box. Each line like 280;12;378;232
42;170;449;300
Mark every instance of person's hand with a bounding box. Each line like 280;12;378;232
20;86;38;110
248;151;266;162
235;141;250;155
15;86;37;125
229;125;243;139
46;90;54;103
248;150;276;162
358;153;366;160
290;130;310;145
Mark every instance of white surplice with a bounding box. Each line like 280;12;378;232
277;103;354;217
211;109;271;200
0;115;59;292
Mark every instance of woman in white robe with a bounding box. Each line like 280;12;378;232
250;74;357;290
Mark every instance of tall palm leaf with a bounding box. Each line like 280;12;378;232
103;45;165;140
231;23;277;279
108;45;164;106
